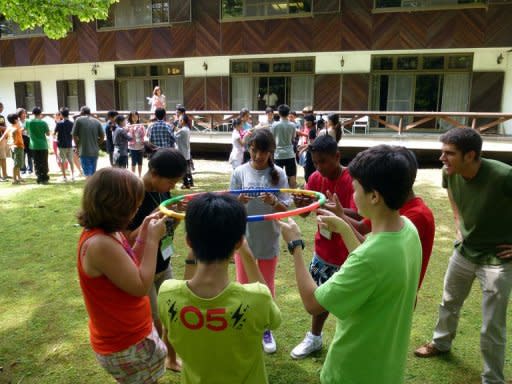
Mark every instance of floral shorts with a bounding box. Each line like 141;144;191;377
95;327;167;384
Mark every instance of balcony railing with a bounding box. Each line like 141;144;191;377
45;110;512;135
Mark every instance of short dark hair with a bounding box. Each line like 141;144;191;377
77;168;144;233
148;148;187;179
265;107;274;114
348;145;414;210
107;110;118;119
176;104;186;113
7;113;19;125
60;107;70;118
180;113;191;127
277;104;290;117
396;147;418;184
155;108;166;120
309;135;338;156
80;106;91;115
186;193;246;263
440;128;482;160
304;114;315;123
115;115;126;126
32;107;42;116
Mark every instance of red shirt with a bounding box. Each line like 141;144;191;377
77;228;152;355
363;197;435;289
305;169;356;265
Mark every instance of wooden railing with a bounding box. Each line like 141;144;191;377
44;110;512;135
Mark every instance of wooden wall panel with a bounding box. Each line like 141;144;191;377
184;77;205;110
61;34;80;63
170;0;192;22
1;3;512;67
44;39;61;65
77;23;99;62
470;72;504;132
205;76;229;110
170;24;195;57
98;31;117;61
152;27;173;58
312;15;341;52
0;41;16;67
220;22;243;55
115;30;135;61
14;40;30;66
195;0;221;56
342;74;369;110
315;75;340;110
470;72;504;113
29;38;46;65
485;6;512;46
95;80;116;110
341;0;371;50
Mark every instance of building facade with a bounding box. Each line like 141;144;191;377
0;0;511;132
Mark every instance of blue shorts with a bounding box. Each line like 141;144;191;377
80;156;98;176
130;149;143;166
309;254;340;286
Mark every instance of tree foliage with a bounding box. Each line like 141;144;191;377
0;0;118;39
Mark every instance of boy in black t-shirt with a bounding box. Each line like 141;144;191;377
126;148;187;372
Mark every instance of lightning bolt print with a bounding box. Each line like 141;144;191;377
168;300;178;322
231;304;249;329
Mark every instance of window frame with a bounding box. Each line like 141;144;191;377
220;0;314;22
97;0;191;31
373;0;488;13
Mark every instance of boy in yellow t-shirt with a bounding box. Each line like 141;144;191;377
158;193;281;384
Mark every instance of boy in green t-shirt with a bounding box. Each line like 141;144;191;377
157;194;281;384
280;145;421;384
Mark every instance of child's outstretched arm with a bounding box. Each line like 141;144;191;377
279;218;326;316
237;238;266;285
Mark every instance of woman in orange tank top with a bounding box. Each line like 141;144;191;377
77;167;168;383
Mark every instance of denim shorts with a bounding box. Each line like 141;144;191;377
309;254;340;286
130;149;143;166
80;156;98;176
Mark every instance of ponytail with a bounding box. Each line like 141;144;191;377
268;157;280;186
334;122;342;143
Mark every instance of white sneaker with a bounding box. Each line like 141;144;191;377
262;330;276;354
290;331;322;359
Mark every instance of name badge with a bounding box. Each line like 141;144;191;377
160;235;174;260
319;226;332;240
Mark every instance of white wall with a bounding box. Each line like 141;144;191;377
0;62;114;114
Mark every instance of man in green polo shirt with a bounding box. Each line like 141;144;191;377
415;128;512;384
26;107;50;184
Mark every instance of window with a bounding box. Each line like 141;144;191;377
98;0;190;29
222;0;312;19
0;20;43;39
14;82;42;111
374;0;487;11
231;58;314;111
370;54;472;130
56;80;86;111
115;63;184;111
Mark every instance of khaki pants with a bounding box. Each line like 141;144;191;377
432;250;512;384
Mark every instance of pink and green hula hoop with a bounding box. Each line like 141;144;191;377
159;188;326;222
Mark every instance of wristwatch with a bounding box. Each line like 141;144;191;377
288;239;305;254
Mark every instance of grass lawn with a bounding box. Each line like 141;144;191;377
0;159;510;384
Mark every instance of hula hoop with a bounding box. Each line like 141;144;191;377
159;188;326;222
